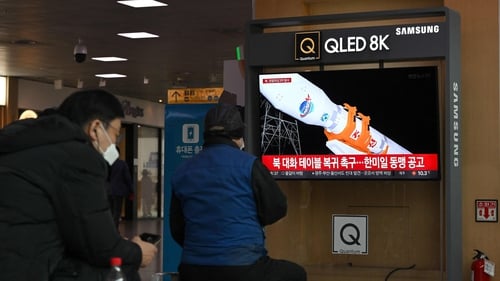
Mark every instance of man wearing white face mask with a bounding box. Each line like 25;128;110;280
170;102;307;281
0;89;157;281
96;122;120;165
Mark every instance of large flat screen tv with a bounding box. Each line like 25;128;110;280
258;66;440;179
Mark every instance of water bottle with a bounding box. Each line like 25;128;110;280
106;257;126;281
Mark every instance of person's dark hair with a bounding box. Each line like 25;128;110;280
57;89;124;127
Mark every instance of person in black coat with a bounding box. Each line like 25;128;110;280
0;89;157;281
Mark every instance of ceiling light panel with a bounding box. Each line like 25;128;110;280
117;0;168;8
117;32;159;39
95;73;127;78
92;57;128;62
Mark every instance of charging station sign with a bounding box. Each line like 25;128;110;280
332;214;368;255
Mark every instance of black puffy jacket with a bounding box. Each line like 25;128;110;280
0;114;142;281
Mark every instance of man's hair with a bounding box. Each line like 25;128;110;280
57;89;125;127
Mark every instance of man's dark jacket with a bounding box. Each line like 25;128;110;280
0;114;142;281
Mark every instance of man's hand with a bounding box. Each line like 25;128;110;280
132;235;158;267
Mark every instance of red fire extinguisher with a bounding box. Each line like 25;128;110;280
471;249;493;281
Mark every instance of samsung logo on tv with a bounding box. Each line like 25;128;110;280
395;25;440;36
452;81;460;168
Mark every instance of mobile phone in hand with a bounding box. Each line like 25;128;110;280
140;232;161;245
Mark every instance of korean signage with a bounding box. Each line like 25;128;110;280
475;199;498;222
165;103;213;163
163;103;215;272
262;154;438;179
167;87;224;104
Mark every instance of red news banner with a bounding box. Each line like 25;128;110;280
262;154;438;172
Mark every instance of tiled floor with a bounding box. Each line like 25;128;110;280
119;218;164;281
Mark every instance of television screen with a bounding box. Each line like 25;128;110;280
258;66;440;179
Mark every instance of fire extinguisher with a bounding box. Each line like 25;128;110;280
471;249;491;281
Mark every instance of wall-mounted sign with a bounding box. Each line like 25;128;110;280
332;214;368;255
121;100;144;118
248;22;447;67
475;199;498;222
164;103;215;272
167;87;224;104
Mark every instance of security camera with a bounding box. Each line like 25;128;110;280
73;40;87;63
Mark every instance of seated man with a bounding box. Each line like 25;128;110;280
0;89;157;281
170;102;307;281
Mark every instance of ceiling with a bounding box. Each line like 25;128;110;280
0;0;252;103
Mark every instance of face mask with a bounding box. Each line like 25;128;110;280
239;138;245;151
98;123;119;165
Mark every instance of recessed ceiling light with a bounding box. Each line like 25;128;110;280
95;73;127;78
117;32;159;39
117;0;167;8
92;57;128;62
